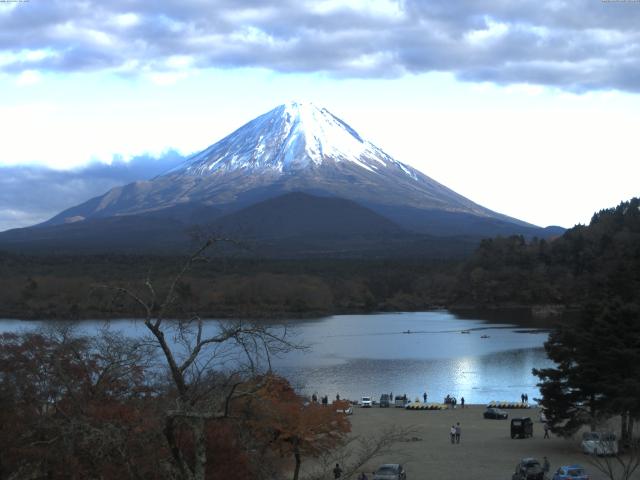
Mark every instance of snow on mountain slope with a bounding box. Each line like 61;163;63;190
173;102;416;178
42;102;536;230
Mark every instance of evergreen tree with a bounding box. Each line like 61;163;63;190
534;301;640;441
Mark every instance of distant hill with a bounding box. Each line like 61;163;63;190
0;192;480;257
211;192;403;239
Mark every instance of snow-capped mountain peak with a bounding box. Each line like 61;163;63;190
175;101;415;178
38;101;538;235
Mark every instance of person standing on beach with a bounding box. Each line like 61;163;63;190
423;392;427;403
521;393;525;403
543;422;550;439
333;463;343;479
450;425;456;444
460;396;465;408
543;457;550;476
455;422;461;443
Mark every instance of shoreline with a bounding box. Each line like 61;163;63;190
0;304;567;329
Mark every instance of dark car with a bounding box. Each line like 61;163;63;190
394;395;409;408
373;463;406;480
512;458;544;480
483;407;508;419
379;394;391;408
511;417;534;439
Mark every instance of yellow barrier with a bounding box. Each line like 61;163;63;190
406;403;447;410
487;401;531;409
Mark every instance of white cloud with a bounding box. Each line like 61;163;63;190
1;0;639;92
112;12;140;28
15;69;42;86
465;17;509;44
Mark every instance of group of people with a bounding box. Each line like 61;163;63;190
520;393;529;403
311;393;332;405
443;394;465;408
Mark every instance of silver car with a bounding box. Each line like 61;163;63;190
373;464;406;480
581;432;618;456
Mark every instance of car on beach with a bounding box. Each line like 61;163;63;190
538;408;548;423
483;407;508;419
512;458;544;480
394;395;409;408
552;464;590;480
511;417;534;439
334;402;353;415
372;463;406;480
361;396;372;408
581;431;618;456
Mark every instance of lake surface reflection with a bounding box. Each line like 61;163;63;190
0;310;552;404
274;311;551;404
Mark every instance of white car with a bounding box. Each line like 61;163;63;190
335;405;353;415
538;409;547;423
361;396;372;408
581;432;618;456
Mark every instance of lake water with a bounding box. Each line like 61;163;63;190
0;310;552;404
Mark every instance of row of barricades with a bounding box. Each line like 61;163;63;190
487;401;531;409
405;402;448;410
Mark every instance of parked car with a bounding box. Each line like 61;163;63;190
538;408;548;423
511;417;534;439
581;432;618;456
552;464;590;480
335;404;353;415
512;458;544;480
361;396;372;408
372;463;406;480
483;407;508;419
379;393;391;408
394;395;409;408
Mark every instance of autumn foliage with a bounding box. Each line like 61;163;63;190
240;376;351;480
0;331;350;480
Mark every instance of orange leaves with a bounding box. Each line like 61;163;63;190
241;374;351;459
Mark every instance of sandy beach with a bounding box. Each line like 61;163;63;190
348;405;637;480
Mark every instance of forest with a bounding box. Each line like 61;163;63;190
1;198;638;321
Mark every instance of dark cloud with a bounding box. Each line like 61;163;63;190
1;0;640;91
0;151;184;232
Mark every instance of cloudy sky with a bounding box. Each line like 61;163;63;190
1;0;639;231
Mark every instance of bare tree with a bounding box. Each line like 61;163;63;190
587;441;640;480
108;239;301;480
302;426;416;480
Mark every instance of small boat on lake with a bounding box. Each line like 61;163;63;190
461;330;471;334
481;334;490;339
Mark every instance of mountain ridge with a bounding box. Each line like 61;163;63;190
0;102;563;256
43;102;535;231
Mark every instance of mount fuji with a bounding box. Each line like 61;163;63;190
0;102;562;255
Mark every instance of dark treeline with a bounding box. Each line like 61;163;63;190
1;198;639;320
454;197;640;308
0;254;459;319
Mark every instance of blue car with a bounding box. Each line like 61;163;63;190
552;465;589;480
